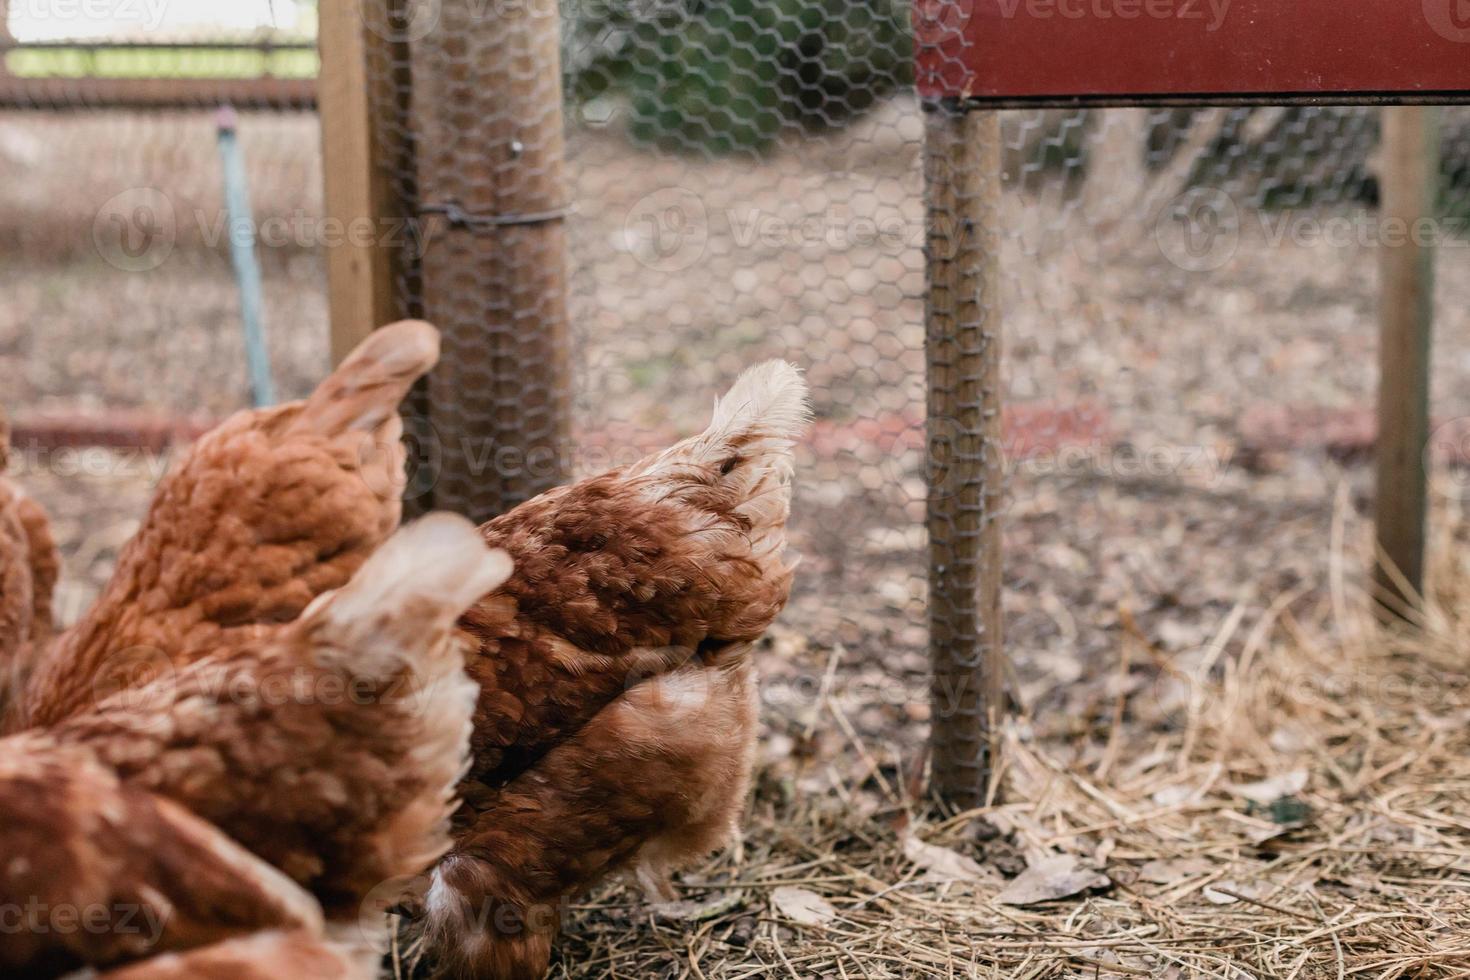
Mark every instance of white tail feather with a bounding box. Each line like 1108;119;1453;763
293;320;441;436
308;513;511;678
706;360;811;451
639;361;811;478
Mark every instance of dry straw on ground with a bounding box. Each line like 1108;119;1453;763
390;489;1470;979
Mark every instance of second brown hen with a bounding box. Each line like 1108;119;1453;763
424;361;809;978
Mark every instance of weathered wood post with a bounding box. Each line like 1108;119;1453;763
923;100;1007;809
1374;106;1442;615
411;0;574;522
317;0;415;364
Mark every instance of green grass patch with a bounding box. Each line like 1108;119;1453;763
6;47;318;80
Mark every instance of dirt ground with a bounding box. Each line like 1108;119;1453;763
6;101;1470;976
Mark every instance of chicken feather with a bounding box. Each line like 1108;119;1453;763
93;930;377;980
0;408;60;721
42;515;510;930
0;738;324;977
458;360;808;787
14;321;440;731
425;654;758;980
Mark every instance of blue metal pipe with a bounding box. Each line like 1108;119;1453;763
216;105;276;407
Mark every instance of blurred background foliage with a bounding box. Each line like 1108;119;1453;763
563;0;914;155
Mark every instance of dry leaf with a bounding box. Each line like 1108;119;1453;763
995;855;1110;906
771;886;836;927
1229;769;1308;804
1137;857;1214;884
1151;784;1195;807
653;890;746;922
1248;823;1303;846
903;834;985;882
1203;880;1260;905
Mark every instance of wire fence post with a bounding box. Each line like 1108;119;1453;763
1374;106;1442;616
924;100;1006;809
412;0;574;523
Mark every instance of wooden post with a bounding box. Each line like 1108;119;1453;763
411;0;574;521
924;101;1006;809
317;0;413;365
1374;106;1442;614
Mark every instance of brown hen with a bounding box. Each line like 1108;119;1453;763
424;361;809;978
0;738;324;977
41;515;511;938
14;320;439;731
426;653;758;979
0;408;61;719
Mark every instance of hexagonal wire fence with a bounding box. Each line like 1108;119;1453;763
5;0;1470;807
349;0;1470;808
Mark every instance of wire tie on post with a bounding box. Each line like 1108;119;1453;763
419;200;575;231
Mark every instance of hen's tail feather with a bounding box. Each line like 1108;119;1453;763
303;515;511;888
15;494;59;638
291;320;440;438
306;513;513;680
707;360;812;452
636;360;811;494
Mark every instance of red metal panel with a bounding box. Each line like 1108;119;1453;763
915;0;1470;101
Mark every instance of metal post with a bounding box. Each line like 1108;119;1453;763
924;100;1006;809
1374;106;1442;615
216;106;275;408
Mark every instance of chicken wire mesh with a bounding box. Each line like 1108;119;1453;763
362;0;576;518
7;0;1470;803
0;2;326;420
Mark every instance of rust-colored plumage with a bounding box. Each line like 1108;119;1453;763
13;492;59;641
5;346;803;979
0;738;324;976
43;515;510;927
95;930;377;980
1;514;506;977
426;361;810;978
14;321;439;731
428;656;759;979
0;479;34;675
0;408;60;721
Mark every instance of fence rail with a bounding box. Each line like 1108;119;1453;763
0;40;318;109
0;75;316;110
